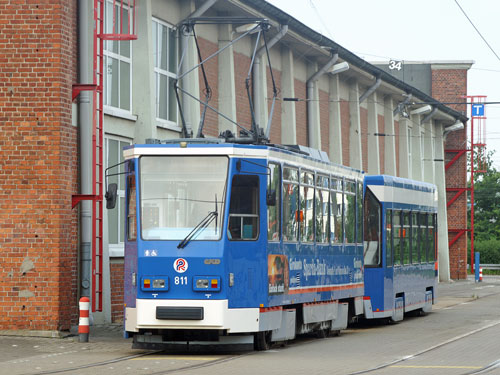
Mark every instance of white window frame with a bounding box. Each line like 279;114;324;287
105;135;132;257
103;0;133;115
152;17;179;129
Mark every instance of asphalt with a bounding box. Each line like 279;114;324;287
0;275;499;375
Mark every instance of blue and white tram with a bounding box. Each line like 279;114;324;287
115;141;366;350
362;175;438;321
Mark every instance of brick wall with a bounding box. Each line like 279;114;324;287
432;68;468;279
110;260;124;323
0;1;78;331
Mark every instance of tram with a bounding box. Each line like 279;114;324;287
106;140;437;350
363;175;438;321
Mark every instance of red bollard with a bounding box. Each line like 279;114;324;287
479;267;483;282
78;297;90;342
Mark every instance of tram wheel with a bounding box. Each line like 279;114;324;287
254;331;272;351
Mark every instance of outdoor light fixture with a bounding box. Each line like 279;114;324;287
410;105;433;116
444;121;464;134
328;61;349;75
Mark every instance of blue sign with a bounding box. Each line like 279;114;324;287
472;104;485;117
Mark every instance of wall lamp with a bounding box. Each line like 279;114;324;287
328;61;349;75
410;105;433;116
444;121;464;135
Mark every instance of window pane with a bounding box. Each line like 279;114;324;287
330;191;343;243
168;27;177;73
228;175;259;241
120;9;130;57
267;163;281;241
158;73;169;120
106;57;119;108
364;189;381;266
402;212;410;264
357;182;363;244
120;61;130;110
128;175;137;241
411;213;418;263
315;188;329;243
105;2;118;53
153;21;158;67
420;213;428;263
283;182;298;241
393;211;401;265
386;210;393;267
159;23;168;71
283;167;298;182
299;184;314;242
345;194;355;243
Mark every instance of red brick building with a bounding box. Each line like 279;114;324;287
0;0;469;333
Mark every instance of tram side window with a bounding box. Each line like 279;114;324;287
315;175;329;244
330;178;343;244
402;212;410;264
393;211;401;265
344;181;356;244
357;182;363;244
420;213;428;262
228;175;259;241
386;210;393;267
127;174;137;241
429;214;436;262
411;212;418;264
299;171;314;242
363;188;381;267
283;167;298;242
267;163;281;242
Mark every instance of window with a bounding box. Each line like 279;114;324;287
420;213;428;263
283;167;298;242
267;163;281;241
127;173;136;241
357;182;363;244
428;214;436;262
315;175;329;244
228;175;259;241
330;178;343;244
153;19;178;125
344;181;356;244
299;171;314;242
386;210;393;267
364;188;381;266
393;211;401;265
402;212;410;264
106;137;132;256
104;0;132;112
411;212;418;263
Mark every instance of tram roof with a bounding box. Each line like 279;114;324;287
365;174;436;193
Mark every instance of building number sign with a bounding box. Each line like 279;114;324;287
389;60;403;71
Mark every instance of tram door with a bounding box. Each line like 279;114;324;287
225;158;268;308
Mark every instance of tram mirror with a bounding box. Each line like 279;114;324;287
266;190;276;206
105;183;118;209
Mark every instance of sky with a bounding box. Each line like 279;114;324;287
267;0;500;170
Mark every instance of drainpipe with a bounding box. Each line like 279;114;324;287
307;53;338;147
78;0;92;299
421;107;437;124
253;24;288;132
359;77;381;103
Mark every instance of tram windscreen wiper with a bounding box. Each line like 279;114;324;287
177;196;218;249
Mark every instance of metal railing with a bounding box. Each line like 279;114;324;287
480;264;500;270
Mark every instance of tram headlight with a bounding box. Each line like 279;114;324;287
153;279;166;288
140;276;169;291
193;276;221;292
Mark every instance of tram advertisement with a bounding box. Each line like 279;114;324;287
268;255;289;295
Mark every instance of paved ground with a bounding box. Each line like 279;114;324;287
0;276;499;375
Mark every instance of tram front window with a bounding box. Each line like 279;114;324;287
140;156;228;240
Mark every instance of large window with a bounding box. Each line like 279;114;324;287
106;137;131;256
153;19;178;126
330;178;343;244
228;175;259;241
104;0;132;112
393;211;401;265
385;210;393;267
267;163;281;241
283;167;298;242
300;171;314;242
411;212;419;263
364;189;381;266
402;212;410;264
315;175;329;244
344;181;356;244
140;156;228;241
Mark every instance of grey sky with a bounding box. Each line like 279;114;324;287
267;0;500;169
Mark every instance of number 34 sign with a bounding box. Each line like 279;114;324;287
389;60;403;71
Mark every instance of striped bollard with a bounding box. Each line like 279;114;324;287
479;267;483;282
78;297;90;342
